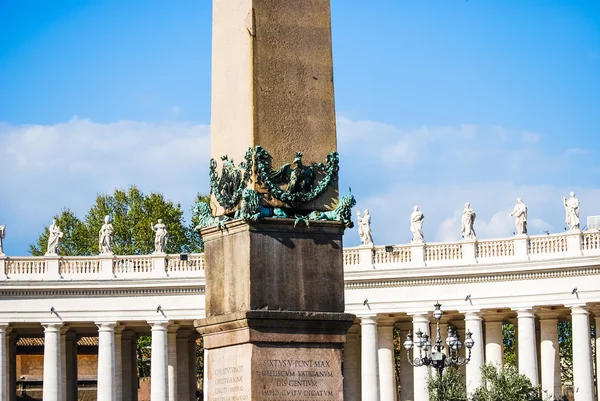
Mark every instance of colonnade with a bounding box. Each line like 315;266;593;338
0;321;199;401
343;305;600;401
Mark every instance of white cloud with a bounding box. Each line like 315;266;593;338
0;118;210;254
0;116;598;255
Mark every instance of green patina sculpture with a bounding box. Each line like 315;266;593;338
294;192;356;228
193;202;230;230
254;146;339;205
209;147;253;210
234;188;288;222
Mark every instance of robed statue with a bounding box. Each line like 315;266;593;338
562;192;580;231
509;198;528;235
357;209;373;246
461;202;476;240
46;219;64;256
410;205;425;243
0;224;5;254
99;215;115;254
151;219;168;253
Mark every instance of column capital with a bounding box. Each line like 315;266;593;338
0;322;10;331
148;320;170;330
568;304;590;315
167;323;181;334
408;313;430;324
514;308;535;318
120;329;136;340
60;326;70;335
41;322;64;332
359;315;378;325
95;321;117;331
461;310;482;320
114;324;126;335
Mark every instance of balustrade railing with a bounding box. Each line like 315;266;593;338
60;257;100;276
425;243;463;262
166;254;205;275
4;258;46;278
528;234;567;255
477;239;515;258
373;246;411;264
1;230;599;280
343;249;361;266
582;231;600;251
113;255;153;275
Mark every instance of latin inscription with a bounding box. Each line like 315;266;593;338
211;365;248;401
259;358;336;401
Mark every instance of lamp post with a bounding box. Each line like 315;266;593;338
403;302;474;378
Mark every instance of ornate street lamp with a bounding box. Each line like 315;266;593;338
403;302;474;377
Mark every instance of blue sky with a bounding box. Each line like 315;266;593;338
1;1;599;255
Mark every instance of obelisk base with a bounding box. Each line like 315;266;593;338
195;311;355;401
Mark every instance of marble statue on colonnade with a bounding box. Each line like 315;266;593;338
410;205;425;243
562;191;580;231
151;219;168;253
45;219;64;256
99;215;114;255
0;223;5;254
510;198;528;235
357;209;373;245
461;202;476;240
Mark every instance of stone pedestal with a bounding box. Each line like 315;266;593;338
195;220;354;401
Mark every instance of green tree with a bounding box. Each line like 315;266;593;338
557;321;573;384
503;323;517;366
471;364;543;401
29;186;210;378
30;209;92;256
426;367;467;401
30;186;205;256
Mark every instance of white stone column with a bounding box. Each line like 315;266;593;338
539;316;561;400
176;331;191;401
0;324;8;401
60;327;68;401
484;319;503;367
360;315;380;401
378;321;397;401
115;325;125;401
343;324;361;401
150;321;169;401
167;324;179;401
570;306;594;401
411;314;430;401
516;309;538;386
42;322;63;401
398;325;414;401
594;314;600;401
464;312;484;394
96;322;117;401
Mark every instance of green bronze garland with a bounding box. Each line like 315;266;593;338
209;147;253;210
254;146;339;205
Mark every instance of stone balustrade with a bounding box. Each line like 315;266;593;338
0;253;205;280
1;230;599;280
343;229;600;270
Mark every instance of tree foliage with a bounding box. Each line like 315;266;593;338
557;321;573;384
427;367;467;401
471;364;542;401
29;186;210;378
503;323;517;367
30;186;205;256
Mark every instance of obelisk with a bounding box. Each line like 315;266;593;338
195;1;355;400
